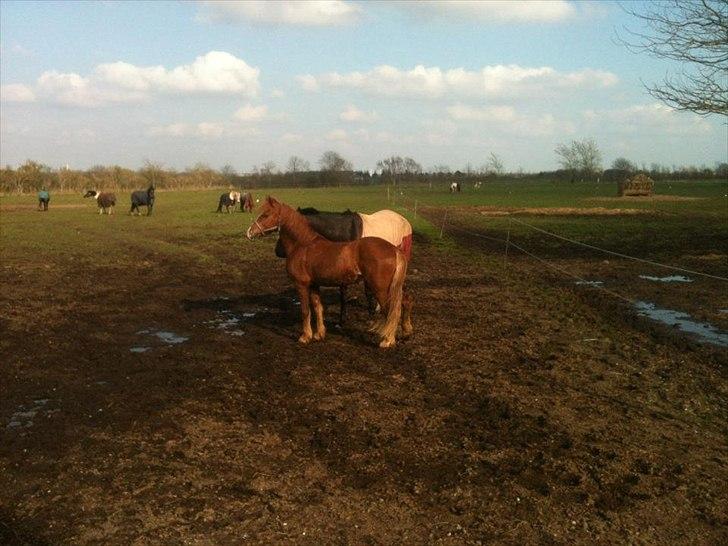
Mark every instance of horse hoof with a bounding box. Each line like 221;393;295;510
298;335;312;344
313;331;326;341
379;338;396;348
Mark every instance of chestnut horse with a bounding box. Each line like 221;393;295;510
246;197;413;348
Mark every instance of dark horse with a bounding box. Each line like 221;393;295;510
130;185;155;216
217;191;241;213
84;189;116;214
247;197;412;347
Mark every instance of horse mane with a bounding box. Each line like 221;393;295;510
272;201;320;245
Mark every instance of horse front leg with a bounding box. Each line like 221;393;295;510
310;287;326;341
339;285;347;325
296;284;313;344
365;284;377;317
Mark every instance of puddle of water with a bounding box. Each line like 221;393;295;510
203;309;258;335
719;309;728;314
639;275;693;283
154;331;189;344
634;301;728;348
575;280;604;287
6;398;52;430
130;346;151;353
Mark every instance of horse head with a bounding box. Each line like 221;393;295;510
83;190;97;198
246;196;282;239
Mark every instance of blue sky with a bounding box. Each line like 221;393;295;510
1;0;725;172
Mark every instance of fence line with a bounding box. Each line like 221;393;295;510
393;197;721;307
508;217;728;282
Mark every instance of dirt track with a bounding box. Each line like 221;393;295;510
1;223;727;544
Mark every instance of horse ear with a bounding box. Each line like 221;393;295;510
266;196;279;206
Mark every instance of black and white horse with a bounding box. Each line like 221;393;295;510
217;191;241;213
130;185;155;216
84;189;117;214
450;182;461;193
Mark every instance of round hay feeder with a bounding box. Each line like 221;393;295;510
618;173;655;197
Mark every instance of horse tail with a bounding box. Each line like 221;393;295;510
374;249;406;344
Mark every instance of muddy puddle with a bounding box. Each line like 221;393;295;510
131;329;189;352
6;398;56;431
203;309;260;336
639;275;693;283
634;301;728;348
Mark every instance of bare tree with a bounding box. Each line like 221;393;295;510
555;139;603;178
287;156;310;187
611;157;636;172
320;151;352;172
403;157;422;175
618;0;727;116
287;156;310;173
484;152;504;175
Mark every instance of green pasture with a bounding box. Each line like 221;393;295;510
1;180;725;274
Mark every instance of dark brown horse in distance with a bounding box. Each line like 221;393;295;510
84;189;117;214
246;196;413;348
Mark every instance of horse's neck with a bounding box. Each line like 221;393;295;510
280;205;320;248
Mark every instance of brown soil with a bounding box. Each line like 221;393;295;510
1;228;726;545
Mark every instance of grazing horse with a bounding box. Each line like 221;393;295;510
274;207;413;323
130;185;155;216
217;191;241;213
84;189;117;214
241;192;254;213
247;197;413;348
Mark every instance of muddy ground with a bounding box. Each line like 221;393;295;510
1;212;727;545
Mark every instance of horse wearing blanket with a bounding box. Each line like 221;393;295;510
217;191;241;213
275;207;412;323
84;190;117;214
130;185;155;216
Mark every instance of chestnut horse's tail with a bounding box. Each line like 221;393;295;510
373;250;407;344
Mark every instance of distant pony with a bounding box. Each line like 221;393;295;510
130;185;155;216
217;191;241;213
37;188;50;211
84;189;117;214
241;192;254;213
450;182;461;193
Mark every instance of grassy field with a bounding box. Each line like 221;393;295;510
1;180;727;544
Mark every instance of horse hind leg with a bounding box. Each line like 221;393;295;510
401;290;413;337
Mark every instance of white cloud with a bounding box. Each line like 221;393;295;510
148;121;259;139
300;64;617;99
5;51;260;108
583;103;712;135
325;128;348;141
270;88;285;98
281;132;303;143
95;51;260;95
447;103;574;136
234;104;268;122
394;0;576;24
1;83;36;103
197;1;361;26
297;74;320;92
339;105;379;123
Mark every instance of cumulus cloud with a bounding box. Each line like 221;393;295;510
1;83;36;103
197;0;361;26
447;103;574;136
148;121;259;139
234;104;269;122
299;64;617;99
339;105;379;123
582;103;712;135
281;132;303;143
394;0;576;24
4;51;260;108
325;128;349;141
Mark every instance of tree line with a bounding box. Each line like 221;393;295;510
2;146;725;194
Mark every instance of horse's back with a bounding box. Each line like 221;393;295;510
359;209;413;259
